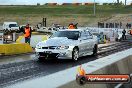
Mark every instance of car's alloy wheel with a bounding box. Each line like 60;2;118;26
72;48;79;61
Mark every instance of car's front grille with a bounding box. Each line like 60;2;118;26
39;52;59;58
48;53;59;58
42;47;48;49
42;46;57;49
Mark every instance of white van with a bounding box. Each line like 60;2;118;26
3;22;19;31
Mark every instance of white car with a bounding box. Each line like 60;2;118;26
35;29;98;61
3;22;19;31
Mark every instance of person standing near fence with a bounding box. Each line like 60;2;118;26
24;24;32;44
122;29;126;40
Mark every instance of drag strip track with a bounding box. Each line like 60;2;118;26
98;41;132;57
0;40;132;87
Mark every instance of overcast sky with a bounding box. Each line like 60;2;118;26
0;0;131;5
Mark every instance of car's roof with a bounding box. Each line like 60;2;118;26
3;22;17;24
59;29;84;32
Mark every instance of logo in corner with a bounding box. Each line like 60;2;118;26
76;65;87;85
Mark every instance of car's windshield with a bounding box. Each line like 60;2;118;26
50;31;80;40
9;24;19;28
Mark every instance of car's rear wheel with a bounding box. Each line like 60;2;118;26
72;48;79;61
92;44;98;56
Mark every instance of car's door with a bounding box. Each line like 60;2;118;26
78;30;91;56
85;31;94;52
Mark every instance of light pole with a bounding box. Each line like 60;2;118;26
94;0;96;16
125;0;127;5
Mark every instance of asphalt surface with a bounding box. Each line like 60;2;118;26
0;54;35;65
0;36;132;88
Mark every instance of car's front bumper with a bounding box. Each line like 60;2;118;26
35;48;73;59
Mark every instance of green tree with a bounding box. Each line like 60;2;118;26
37;3;40;6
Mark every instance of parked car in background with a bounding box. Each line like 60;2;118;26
35;29;98;61
3;22;19;32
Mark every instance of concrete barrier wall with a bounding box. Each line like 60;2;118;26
60;56;132;88
0;43;33;55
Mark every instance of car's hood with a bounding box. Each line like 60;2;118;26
38;37;74;46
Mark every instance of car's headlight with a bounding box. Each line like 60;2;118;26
56;46;69;49
36;45;41;49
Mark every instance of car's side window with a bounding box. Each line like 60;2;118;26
86;31;93;39
80;31;88;39
88;31;93;36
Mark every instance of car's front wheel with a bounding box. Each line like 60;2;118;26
72;48;79;61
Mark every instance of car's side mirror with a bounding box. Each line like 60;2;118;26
78;38;82;42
